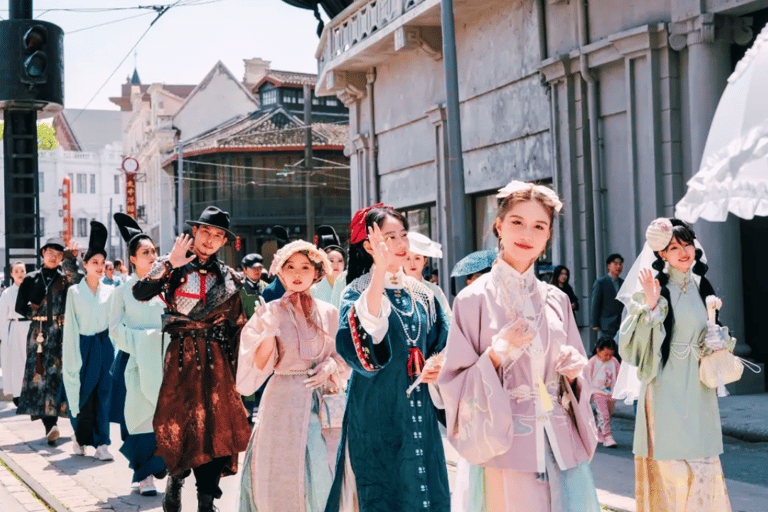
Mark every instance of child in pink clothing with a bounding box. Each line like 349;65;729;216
586;337;621;448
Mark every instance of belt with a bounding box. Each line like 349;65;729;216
30;315;64;322
168;325;234;372
274;369;310;376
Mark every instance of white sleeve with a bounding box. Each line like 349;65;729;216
353;287;392;344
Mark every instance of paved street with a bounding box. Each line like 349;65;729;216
1;395;767;512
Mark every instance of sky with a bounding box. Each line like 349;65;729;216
0;0;327;111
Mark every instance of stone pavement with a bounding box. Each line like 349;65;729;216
0;391;766;512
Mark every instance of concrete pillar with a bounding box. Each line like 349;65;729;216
677;15;749;356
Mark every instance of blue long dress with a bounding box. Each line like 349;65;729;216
324;270;450;512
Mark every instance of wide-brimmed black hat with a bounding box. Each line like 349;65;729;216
315;225;341;249
241;253;263;269
272;225;289;249
84;221;108;262
114;212;148;245
40;237;65;255
186;206;235;240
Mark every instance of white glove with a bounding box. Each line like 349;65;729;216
704;324;726;351
304;358;338;389
491;317;534;356
555;345;588;381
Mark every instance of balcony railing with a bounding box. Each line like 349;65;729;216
317;0;430;76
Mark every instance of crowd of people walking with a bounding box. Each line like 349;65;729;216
0;179;738;512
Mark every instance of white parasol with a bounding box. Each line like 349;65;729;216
676;24;768;223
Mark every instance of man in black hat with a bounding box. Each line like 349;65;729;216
133;206;250;512
15;238;82;445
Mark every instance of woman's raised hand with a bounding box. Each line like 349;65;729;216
368;223;396;271
639;268;661;310
169;234;195;268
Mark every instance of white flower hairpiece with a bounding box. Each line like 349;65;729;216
496;180;563;213
645;218;674;251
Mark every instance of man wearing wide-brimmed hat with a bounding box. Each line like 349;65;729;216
133;206;250;512
15;237;82;446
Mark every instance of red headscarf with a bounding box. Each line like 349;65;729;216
349;203;395;245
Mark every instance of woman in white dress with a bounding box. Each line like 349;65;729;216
0;262;31;404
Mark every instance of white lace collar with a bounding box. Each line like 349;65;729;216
492;257;537;291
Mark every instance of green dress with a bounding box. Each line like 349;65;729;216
618;267;735;461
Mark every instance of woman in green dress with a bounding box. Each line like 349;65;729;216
618;218;734;512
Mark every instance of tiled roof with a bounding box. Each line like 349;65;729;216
175;106;347;157
262;70;317;86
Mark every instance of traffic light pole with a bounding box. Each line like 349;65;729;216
2;0;63;281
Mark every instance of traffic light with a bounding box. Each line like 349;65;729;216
21;24;48;85
0;19;64;111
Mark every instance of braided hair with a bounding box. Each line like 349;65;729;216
347;208;409;282
651;219;717;367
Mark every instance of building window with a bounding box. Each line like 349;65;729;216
90;174;96;194
76;173;87;194
114;175;120;194
312;96;320;105
326;98;339;107
262;89;277;105
67;173;74;190
77;218;87;237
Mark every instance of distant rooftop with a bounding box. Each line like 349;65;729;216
54;109;123;153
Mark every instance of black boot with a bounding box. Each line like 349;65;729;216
163;476;185;512
197;492;217;512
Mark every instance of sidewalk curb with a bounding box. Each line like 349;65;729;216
0;446;69;512
0;419;107;512
613;410;768;443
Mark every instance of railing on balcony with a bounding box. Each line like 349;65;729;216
317;0;429;75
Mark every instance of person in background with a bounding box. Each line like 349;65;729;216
311;225;347;310
429;269;439;284
261;226;290;303
240;253;266;319
404;232;451;319
62;221;116;461
102;261;123;287
15;238;82;446
113;259;126;281
550;265;579;311
590;254;624;339
585;337;620;448
0;262;31;406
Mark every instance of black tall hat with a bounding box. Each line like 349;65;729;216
113;212;146;244
186;206;235;240
315;225;341;250
84;221;108;261
272;225;289;249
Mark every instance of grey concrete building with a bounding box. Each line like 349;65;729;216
306;0;768;385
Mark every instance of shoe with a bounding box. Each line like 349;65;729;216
197;492;218;512
604;434;617;448
46;426;60;446
163;475;185;512
139;476;158;496
72;441;86;456
94;445;114;461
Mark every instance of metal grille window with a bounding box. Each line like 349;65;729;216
90;174;96;194
262;89;277;105
77;218;87;237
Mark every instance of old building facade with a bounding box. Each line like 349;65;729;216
310;0;768;383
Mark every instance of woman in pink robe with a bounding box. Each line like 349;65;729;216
237;241;350;512
438;181;600;512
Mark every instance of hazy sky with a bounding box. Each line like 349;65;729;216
1;0;326;110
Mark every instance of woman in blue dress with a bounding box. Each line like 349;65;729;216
62;221;116;460
109;213;167;495
324;204;450;512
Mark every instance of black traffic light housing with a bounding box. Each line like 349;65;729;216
0;19;63;113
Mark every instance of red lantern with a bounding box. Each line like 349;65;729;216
235;236;241;251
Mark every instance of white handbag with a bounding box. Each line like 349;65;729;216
699;349;743;388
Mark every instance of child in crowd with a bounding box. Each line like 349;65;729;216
586;337;621;448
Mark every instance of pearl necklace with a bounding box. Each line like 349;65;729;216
390;290;421;345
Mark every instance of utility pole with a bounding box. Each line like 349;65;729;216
1;0;64;280
303;83;314;239
439;0;470;298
